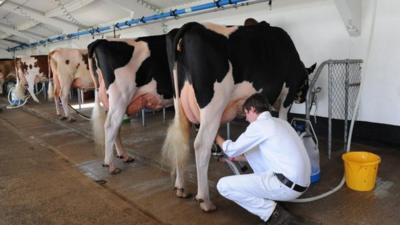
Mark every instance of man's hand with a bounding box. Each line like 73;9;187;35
215;134;225;149
228;155;247;162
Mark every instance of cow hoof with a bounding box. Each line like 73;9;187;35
59;116;67;120
67;118;76;123
109;167;122;175
175;188;192;199
199;201;216;212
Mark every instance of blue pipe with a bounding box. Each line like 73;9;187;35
7;0;251;52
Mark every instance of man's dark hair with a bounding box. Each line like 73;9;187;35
244;18;258;26
242;93;271;114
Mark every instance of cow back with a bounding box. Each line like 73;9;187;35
17;55;49;79
136;35;173;99
229;22;308;105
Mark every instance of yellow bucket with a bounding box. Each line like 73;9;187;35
342;151;381;191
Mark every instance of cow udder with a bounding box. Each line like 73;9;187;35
126;93;164;116
180;83;200;124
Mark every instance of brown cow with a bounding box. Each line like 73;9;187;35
0;59;16;95
15;55;48;102
48;48;94;121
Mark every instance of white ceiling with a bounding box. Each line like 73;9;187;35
0;0;200;49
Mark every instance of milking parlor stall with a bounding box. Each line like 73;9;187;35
0;0;399;225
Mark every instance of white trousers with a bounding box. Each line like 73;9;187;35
217;170;302;222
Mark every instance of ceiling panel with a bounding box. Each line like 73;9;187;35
1;10;30;27
147;0;201;9
26;23;59;37
3;35;29;44
0;0;217;50
0;7;10;17
13;0;60;13
65;1;130;26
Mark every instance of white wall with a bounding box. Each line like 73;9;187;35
357;0;400;126
0;49;13;59
2;0;399;126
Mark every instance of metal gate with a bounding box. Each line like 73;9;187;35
306;59;363;159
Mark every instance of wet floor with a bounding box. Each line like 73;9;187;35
0;97;399;225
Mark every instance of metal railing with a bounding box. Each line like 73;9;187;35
306;59;363;159
8;0;265;52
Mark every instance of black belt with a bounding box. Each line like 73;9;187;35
274;173;308;193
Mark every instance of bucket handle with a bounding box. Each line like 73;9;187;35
291;117;319;147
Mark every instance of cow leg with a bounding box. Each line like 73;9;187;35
279;104;290;121
194;111;224;212
60;85;74;122
277;84;290;121
114;128;124;157
0;74;4;94
194;81;233;211
54;96;62;117
175;160;188;198
104;109;125;174
174;104;191;198
114;127;134;162
192;63;233;211
26;74;40;102
52;73;63;118
163;97;191;198
103;92;130;174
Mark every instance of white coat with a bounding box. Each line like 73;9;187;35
217;111;311;222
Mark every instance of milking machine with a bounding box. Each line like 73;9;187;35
6;83;30;109
6;81;46;109
211;142;249;175
189;122;248;174
291;118;321;184
292;83;322;184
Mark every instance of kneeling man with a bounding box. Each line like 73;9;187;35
215;93;311;225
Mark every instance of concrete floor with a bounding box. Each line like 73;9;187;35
0;96;399;225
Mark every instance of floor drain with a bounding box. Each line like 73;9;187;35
95;179;107;185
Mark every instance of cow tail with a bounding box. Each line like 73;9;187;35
173;22;199;58
14;80;25;100
91;89;106;157
162;67;190;177
47;51;55;100
87;41;106;156
88;39;107;88
14;59;25;100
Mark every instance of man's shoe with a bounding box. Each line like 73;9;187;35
265;204;294;225
265;204;324;225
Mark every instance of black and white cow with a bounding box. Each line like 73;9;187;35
162;21;316;211
88;35;174;174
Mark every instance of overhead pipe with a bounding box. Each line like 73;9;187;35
7;0;256;52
